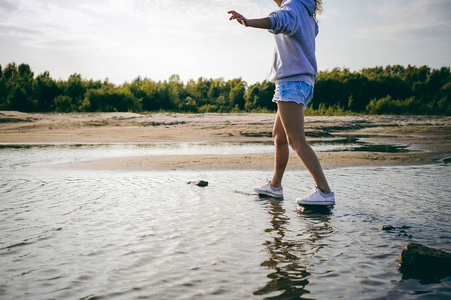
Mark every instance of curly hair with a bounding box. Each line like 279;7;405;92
314;0;323;18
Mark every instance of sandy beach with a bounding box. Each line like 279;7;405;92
1;111;450;171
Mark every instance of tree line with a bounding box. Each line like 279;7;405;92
0;62;450;115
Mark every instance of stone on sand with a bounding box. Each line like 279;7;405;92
185;180;208;187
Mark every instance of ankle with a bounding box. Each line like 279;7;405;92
317;186;332;195
270;180;282;188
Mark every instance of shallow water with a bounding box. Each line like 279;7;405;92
0;135;412;170
1;143;450;299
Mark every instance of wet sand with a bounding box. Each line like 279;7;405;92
1;111;450;170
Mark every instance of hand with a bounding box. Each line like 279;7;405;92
228;10;248;26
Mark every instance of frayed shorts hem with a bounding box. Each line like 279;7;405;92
272;81;314;108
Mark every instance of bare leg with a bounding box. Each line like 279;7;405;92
277;101;331;194
271;111;289;188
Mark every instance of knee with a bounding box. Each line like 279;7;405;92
286;135;308;151
273;131;288;147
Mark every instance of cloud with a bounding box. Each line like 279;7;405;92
0;0;275;54
0;0;17;12
0;0;279;83
0;0;101;49
354;0;451;43
0;24;40;36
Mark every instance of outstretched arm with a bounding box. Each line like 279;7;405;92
228;11;271;29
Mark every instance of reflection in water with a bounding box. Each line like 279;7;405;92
1;143;450;299
254;198;333;299
296;205;334;214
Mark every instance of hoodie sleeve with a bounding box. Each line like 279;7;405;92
268;6;300;35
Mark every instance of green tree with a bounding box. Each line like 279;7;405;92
438;82;451;115
228;78;246;110
126;77;160;112
0;64;6;109
181;96;197;112
167;74;184;108
3;62;18;79
254;81;276;110
83;83;141;112
53;95;73;112
34;71;61;111
64;74;87;110
244;83;259;111
1;61;450;115
6;63;37;112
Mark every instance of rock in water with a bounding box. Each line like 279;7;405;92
382;225;395;231
185;180;208;187
398;243;451;277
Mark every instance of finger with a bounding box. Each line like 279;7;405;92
228;11;237;15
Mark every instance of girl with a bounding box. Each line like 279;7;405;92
229;0;335;206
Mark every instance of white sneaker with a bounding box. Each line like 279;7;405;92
254;179;283;198
296;187;335;206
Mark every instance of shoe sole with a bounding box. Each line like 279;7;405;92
254;189;283;198
297;200;335;206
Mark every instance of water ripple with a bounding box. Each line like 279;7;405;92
0;147;450;299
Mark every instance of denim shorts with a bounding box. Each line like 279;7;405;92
272;81;314;108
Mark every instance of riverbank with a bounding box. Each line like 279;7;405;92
1;111;450;170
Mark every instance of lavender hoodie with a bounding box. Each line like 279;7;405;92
268;0;319;85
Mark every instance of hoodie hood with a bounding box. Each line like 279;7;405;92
297;0;315;16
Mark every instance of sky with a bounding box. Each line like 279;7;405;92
1;0;450;85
